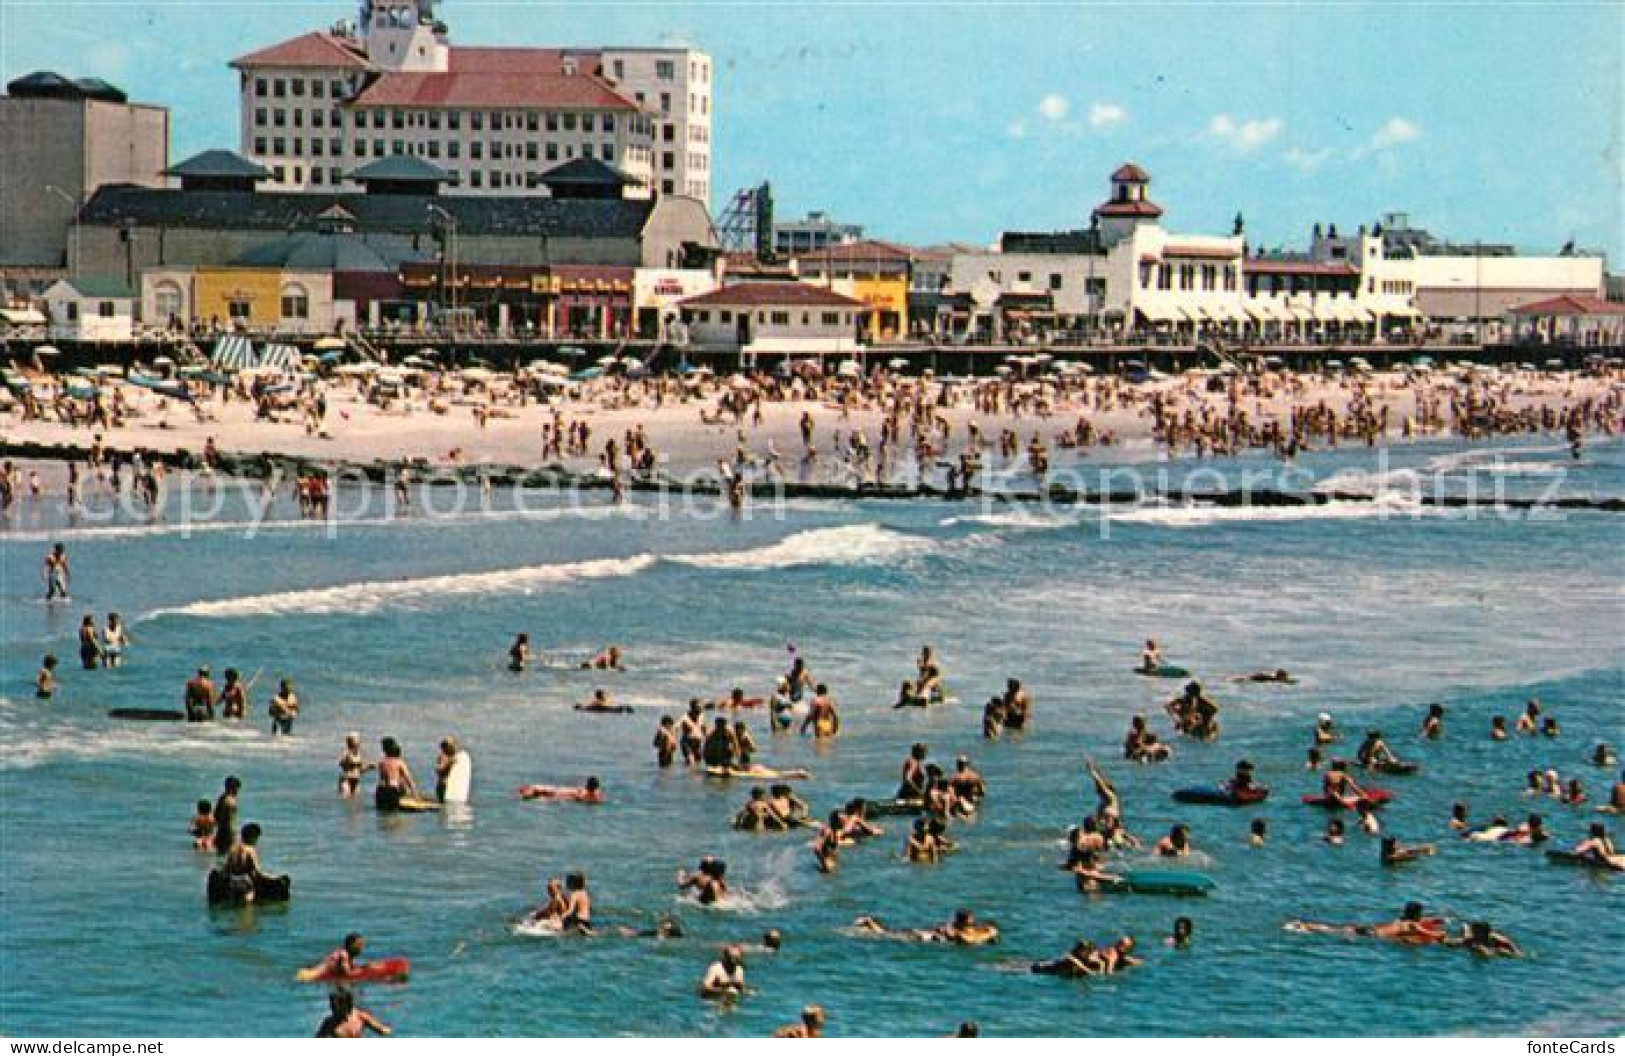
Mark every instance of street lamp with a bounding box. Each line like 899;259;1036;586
43;184;80;278
426;203;458;333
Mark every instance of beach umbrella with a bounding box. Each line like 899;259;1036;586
620;355;643;369
460;366;496;381
994;365;1012;375
259;343;302;372
596;355;620;367
33;344;61;356
887;357;909;369
558;346;587;359
836;359;861;377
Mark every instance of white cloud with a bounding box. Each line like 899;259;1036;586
1006;119;1028;140
1089;102;1127;128
1370;116;1421;150
1209;113;1283;152
1283;146;1333;171
1037;94;1070;121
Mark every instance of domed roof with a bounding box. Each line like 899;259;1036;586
1111;162;1152;183
7;71;81;98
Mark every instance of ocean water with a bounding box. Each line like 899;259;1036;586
2;438;1622;1037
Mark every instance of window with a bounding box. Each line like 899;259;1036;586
582;113;594;133
329;137;341;155
273;137;286;154
448;141;460;159
254;107;268;126
312;110;324;129
64;302;78;322
719;311;731;323
612;59;624;80
1017;271;1032;283
662;123;675;142
1179;264;1195;290
312;80;324;100
471;111;484;131
601;143;614;160
254;136;267;154
280;284;310;320
659;92;671;114
372;138;385;157
603;114;614;132
273;165;285;182
546;113;558;131
254;78;267;97
661;179;674;194
1049;273;1063;290
471;171;482;188
822;312;841;326
1224;267;1237;291
153;281;183;321
1157;264;1171;290
448;111;461;131
273;109;286;128
329;166;341;185
525;142;537;160
372;110;385;129
1201;265;1215;290
490;111;502;128
490;169;501;187
391;139;404;155
312;139;323;157
330;79;345;98
311;167;325;184
526;112;538;132
97;300;116;318
392;110;404;129
770;311;790;326
656;59;675;80
293;110;304;129
545;142;558;161
663;151;675;169
228;297;251;319
293;166;303;183
471;142;483;160
273;78;285;98
291;78;305;97
427;141;440;159
563;113;576;131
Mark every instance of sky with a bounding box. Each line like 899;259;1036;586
3;1;1621;259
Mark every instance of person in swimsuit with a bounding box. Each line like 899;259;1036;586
678;702;706;765
338;734;372;798
212;776;241;855
582;646;623;671
784;657;812;703
773;1005;826;1038
1448;921;1522;958
375;737;418;812
508;632;530;673
101;614;128;668
1490;715;1509;741
1420;703;1445;740
268;679;298;736
1320;761;1370;808
434;738;460;802
653;716;679;767
1313;712;1339;745
184;666;216;722
1356;729;1400;769
1001;679;1032;731
734;786;790;832
678;857;729;904
811;812;842;873
1155;824;1193;858
733;721;757;767
559;872;593;934
220;822;267;903
898;743;930;801
35;654;58;700
801;686;841;738
950;756;986;803
1515;698;1541;735
315;989;391;1038
770;785;810;826
699;946;747;1000
305;933;368;981
189;800;215;851
1030;940;1100;977
1138;639;1163;673
703;717;741;768
43;543;69;601
1380;836;1436;865
1167;917;1194;949
1571;823;1623;869
219;669;248;720
77;615;102;670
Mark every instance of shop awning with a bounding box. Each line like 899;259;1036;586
259;343;301;371
1;307;46;325
1135;303;1179;323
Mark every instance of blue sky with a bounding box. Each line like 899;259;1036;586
4;1;1621;258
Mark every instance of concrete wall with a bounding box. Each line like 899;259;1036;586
0;97;167;268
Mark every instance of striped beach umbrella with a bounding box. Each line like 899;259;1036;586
210;335;257;371
259;343;302;372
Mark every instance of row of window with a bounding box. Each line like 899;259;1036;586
1377;279;1414;295
253;107;344;130
1244;275;1355;296
264;163;634;191
1140;263;1241;292
253;102;646;137
254;138;630;165
251;76;351;101
690;309;852;327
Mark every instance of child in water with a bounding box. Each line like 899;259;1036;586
190;800;216;850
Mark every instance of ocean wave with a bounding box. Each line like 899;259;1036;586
140;525;937;620
666;524;935;571
1108;494;1430;527
146;554;660;619
1313;468;1423;495
938;510;1080;530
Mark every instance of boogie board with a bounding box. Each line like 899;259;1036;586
296;956;411;984
442;750;472;804
573;704;636;714
1135;666;1190;679
1173;785;1270;806
1546;850;1624;872
703;765;811;781
206;869;291;906
1109;869;1215;896
1301;787;1393;809
866;798;928;817
394;796;441;813
1367;760;1420;776
109;708;187;721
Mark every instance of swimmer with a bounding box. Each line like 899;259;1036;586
1029;940;1099;978
801;685;841;738
1249;817;1268;847
189;799;215;851
677;857;728;905
653;716;679;767
1285;902;1446;945
773;1004;825;1038
268;678;298;736
1166;917;1194;949
1356;728;1400;770
184;666;216;721
1324;818;1345;846
1448;802;1469;830
1155;824;1193;858
303;933;368;982
35;654;58;700
508;632;530;673
1590;743;1617;768
1490;716;1509;741
519;777;603;804
77;615;101;670
811;812;842;873
581;645;624;671
1313;712;1339;745
219;668;248;721
1515;698;1541;735
1380;836;1436;865
315;989;391;1038
698;946;748;1000
1233;668;1296;684
1001;678;1032;732
1447;921;1522;958
1420;703;1444;740
733;786;790;832
1138;639;1163;673
853;908;999;946
1571;823;1623;869
575;689;630;713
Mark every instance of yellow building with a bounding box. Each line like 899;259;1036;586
141;267;337;334
791;240;915;342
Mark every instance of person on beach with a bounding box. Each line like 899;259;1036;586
43;543;69;601
77;615;102;670
338;734;372;798
101;614;128;668
268;679;299;735
315;989;391;1038
184;666;216;722
508;633;530;673
375;738;419;812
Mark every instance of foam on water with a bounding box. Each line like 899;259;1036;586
665;524;936;571
938;510;1081;530
1108;493;1430;527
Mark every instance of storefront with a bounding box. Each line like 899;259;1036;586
397;263;634;338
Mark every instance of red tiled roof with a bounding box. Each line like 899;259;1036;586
1096;200;1164;218
1162;244;1239;260
792;239;916;265
1244;259;1358;277
449;47;602;75
232;32;371;71
680;281;864;309
349;72;638;110
1112;162;1151;183
1509;294;1625;316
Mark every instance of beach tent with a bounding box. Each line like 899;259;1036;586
259;343;301;372
211;334;257;371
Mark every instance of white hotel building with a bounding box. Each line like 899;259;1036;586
942;164;1605;343
231;0;712;202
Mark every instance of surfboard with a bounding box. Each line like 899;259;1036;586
1111;869;1215;896
1134;666;1190;679
703;765;811;781
394;796;441;813
442;750;472;804
572;704;636;714
109;708;187;721
296;956;411;984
